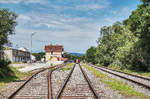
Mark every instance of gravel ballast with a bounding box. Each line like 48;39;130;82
60;64;95;99
51;65;72;98
13;69;50;99
0;81;25;99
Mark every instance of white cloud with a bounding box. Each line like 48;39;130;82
0;0;45;4
0;0;21;4
18;12;97;32
110;7;132;17
76;4;107;11
74;0;109;11
10;12;101;53
10;23;99;53
104;7;133;25
17;14;31;24
3;0;111;52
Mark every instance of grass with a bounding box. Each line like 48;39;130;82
95;64;150;77
61;63;74;71
107;65;150;77
81;63;147;98
15;66;25;69
0;66;32;91
12;62;24;64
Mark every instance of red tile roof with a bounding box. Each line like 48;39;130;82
45;45;63;52
60;57;68;61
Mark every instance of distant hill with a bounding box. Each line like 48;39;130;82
69;53;85;56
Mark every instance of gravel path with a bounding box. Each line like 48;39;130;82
51;65;72;98
87;64;150;97
60;64;95;99
13;69;50;99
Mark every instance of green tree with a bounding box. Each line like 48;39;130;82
140;0;150;4
85;46;96;64
0;9;17;51
86;0;150;71
96;23;124;66
62;52;71;59
95;22;137;68
0;9;17;78
32;52;45;61
125;3;150;71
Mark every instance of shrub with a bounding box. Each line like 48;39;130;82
0;59;12;78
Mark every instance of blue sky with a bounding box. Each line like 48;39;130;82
0;0;141;53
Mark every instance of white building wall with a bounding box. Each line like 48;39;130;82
4;50;13;61
45;52;62;61
4;48;30;62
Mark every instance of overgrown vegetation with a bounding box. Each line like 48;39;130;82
61;63;74;71
107;65;150;77
0;9;17;78
0;59;12;78
85;0;150;72
82;63;147;98
0;66;32;91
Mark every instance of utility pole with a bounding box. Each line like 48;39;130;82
31;32;36;62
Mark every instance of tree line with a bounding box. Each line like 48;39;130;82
85;0;150;71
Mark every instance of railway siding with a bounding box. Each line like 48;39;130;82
92;64;150;88
87;64;150;96
82;63;149;98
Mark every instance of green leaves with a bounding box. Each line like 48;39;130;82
127;5;150;39
0;9;17;78
85;46;96;64
86;2;150;71
140;0;150;4
95;22;133;67
0;8;17;47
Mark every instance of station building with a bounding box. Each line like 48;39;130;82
45;45;64;62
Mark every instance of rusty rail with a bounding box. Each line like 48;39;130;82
55;64;76;99
48;64;66;99
7;64;66;99
79;64;100;99
48;70;53;99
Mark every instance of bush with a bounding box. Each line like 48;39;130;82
0;59;12;78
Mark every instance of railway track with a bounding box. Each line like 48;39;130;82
7;64;66;99
56;64;100;99
87;63;150;90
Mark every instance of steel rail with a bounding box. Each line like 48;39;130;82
48;70;53;99
7;64;66;99
55;64;76;99
48;64;67;99
88;64;150;90
79;64;100;99
88;63;150;81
